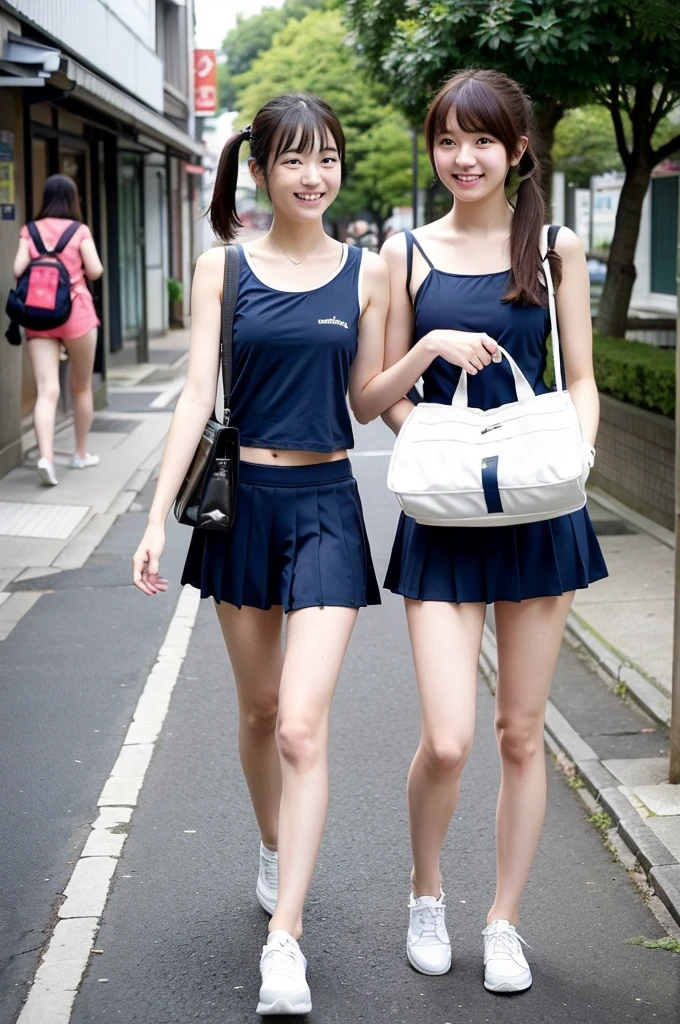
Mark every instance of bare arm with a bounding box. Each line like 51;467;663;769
360;233;500;430
132;247;224;594
553;228;599;447
80;235;104;280
348;252;390;423
12;238;30;279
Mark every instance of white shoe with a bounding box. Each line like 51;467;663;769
70;452;99;469
257;930;311;1015
407;891;451;975
256;842;278;915
483;919;532;993
37;457;58;487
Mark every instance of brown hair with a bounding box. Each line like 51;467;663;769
424;69;560;305
36;174;83;221
208;93;346;243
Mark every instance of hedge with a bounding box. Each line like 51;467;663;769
546;332;675;419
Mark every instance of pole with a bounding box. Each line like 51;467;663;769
671;187;680;784
412;127;418;229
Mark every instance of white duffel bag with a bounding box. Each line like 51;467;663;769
386;249;588;528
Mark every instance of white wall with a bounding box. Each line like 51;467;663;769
7;0;164;110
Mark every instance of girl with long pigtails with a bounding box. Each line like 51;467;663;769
132;93;388;1015
354;69;607;992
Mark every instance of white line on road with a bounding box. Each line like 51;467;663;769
149;377;186;409
351;449;393;457
17;586;201;1024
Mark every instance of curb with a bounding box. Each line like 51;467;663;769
480;624;680;929
565;613;671;729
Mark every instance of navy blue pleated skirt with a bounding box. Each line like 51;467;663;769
384;506;608;604
181;459;381;612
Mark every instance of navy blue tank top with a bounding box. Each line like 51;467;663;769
229;244;363;452
407;232;552;411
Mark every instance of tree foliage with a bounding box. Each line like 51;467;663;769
233;9;430;233
218;0;327;111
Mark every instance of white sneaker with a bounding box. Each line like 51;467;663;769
37;457;58;487
70;453;99;469
256;842;278;915
482;919;532;993
407;891;451;975
257;930;311;1015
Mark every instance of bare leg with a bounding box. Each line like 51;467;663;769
63;329;97;458
489;593;574;925
405;599;485;897
26;338;61;462
269;606;358;939
215;603;284;850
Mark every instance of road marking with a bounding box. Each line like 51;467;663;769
17;586;201;1024
149;377;186;409
351;449;393;457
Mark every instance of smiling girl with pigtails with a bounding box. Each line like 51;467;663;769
133;93;389;1016
354;68;608;992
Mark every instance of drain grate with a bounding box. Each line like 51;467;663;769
90;416;140;434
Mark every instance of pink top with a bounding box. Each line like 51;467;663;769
20;218;91;288
19;218;100;340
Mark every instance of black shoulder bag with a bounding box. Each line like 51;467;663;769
173;245;240;531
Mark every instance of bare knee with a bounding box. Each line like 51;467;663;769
241;697;278;738
37;382;60;405
276;717;322;772
496;718;542;768
421;735;472;779
70;376;92;397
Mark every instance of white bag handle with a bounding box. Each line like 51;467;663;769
451;225;565;408
451;345;535;406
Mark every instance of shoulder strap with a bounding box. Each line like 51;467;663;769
404;230;434;302
541;225;564;392
27;222;47;256
220;245;239;422
52;221;82;254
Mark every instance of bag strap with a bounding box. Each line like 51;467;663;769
52;221;81;254
220;245;239;423
27;222;47;256
541;224;564;392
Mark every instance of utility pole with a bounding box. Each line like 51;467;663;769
671;195;680;784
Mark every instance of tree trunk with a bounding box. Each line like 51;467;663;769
534;100;564;210
596;161;652;338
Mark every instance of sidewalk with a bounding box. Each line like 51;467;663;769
481;487;680;927
0;329;189;640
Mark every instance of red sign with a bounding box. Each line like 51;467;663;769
194;49;217;115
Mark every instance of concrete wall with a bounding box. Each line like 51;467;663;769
6;0;164;111
591;393;675;531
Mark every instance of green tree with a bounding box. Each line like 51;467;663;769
346;0;680;336
218;0;327;111
553;106;623;187
234;9;427;238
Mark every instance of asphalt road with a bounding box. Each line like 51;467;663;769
2;418;678;1024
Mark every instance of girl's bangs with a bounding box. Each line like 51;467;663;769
272;106;343;163
433;79;514;146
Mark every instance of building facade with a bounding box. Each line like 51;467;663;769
0;0;202;477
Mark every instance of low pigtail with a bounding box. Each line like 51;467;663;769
505;145;551;306
207;129;251;243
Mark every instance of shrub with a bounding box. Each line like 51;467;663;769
546;333;675;419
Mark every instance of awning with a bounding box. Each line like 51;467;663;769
0;30;60;86
63;58;204;159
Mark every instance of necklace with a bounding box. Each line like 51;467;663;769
270;238;319;266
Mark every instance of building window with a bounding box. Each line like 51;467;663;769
156;0;188;96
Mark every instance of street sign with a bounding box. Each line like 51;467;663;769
194;49;217;115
